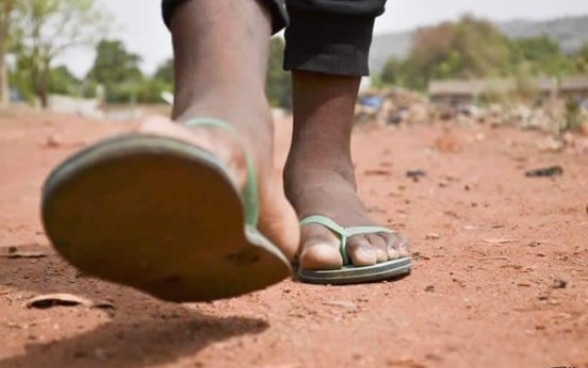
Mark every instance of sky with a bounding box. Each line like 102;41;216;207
61;0;588;78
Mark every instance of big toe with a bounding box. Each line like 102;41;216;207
299;242;343;270
298;225;344;270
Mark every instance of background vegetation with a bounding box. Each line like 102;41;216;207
1;3;586;109
379;15;588;91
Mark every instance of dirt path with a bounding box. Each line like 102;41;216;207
1;110;587;368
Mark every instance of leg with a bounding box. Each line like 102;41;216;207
283;1;411;275
41;0;299;301
158;0;299;259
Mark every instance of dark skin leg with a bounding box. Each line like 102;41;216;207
136;0;299;259
284;71;410;270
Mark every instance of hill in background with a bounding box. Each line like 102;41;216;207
370;15;588;74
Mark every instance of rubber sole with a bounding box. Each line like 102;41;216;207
297;257;412;285
42;134;291;302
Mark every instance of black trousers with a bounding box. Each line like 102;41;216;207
162;0;386;76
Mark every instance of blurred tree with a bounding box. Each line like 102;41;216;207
511;35;560;64
380;57;405;86
380;15;512;90
0;0;19;105
153;58;173;85
9;53;35;102
508;35;580;77
18;0;110;107
48;64;79;95
86;39;143;102
575;41;588;73
139;57;175;103
578;41;588;61
265;37;291;109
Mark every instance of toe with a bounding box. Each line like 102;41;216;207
299;242;343;270
299;225;343;270
346;236;378;266
365;234;389;263
383;232;411;259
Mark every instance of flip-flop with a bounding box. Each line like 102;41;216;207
297;215;412;285
41;118;291;302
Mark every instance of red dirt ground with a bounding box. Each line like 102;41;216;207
1;108;587;368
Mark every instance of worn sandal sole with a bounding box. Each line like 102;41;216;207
298;257;412;285
42;134;290;302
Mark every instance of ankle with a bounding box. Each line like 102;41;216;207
284;153;357;190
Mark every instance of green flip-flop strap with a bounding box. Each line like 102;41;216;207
300;215;394;266
184;118;259;227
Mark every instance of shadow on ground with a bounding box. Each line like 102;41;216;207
0;248;268;368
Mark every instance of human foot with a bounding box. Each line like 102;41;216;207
42;111;299;302
164;0;299;261
136;114;300;262
285;71;410;277
284;163;410;271
42;0;300;301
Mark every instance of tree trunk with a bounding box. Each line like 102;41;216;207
0;0;14;106
39;58;50;109
0;53;8;105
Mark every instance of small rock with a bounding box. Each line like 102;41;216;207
425;233;440;240
406;170;427;182
45;134;63;148
323;300;357;311
412;252;430;261
4;250;47;259
483;238;515;245
424;285;435;292
434;132;462;153
525;165;564;178
25;293;114;310
536;136;566;153
552;279;568;289
364;169;391;176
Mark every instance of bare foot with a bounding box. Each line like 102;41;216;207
136;114;300;261
285;163;410;270
285;71;409;272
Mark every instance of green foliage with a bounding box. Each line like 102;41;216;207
394;15;511;89
86;39;144;102
85;43;175;104
87;40;143;86
265;37;291;109
8;63;35;103
575;41;588;73
48;65;79;95
564;98;583;131
508;35;580;77
380;58;404;86
510;34;560;63
13;0;111;107
153;58;173;86
379;15;588;92
0;0;22;104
